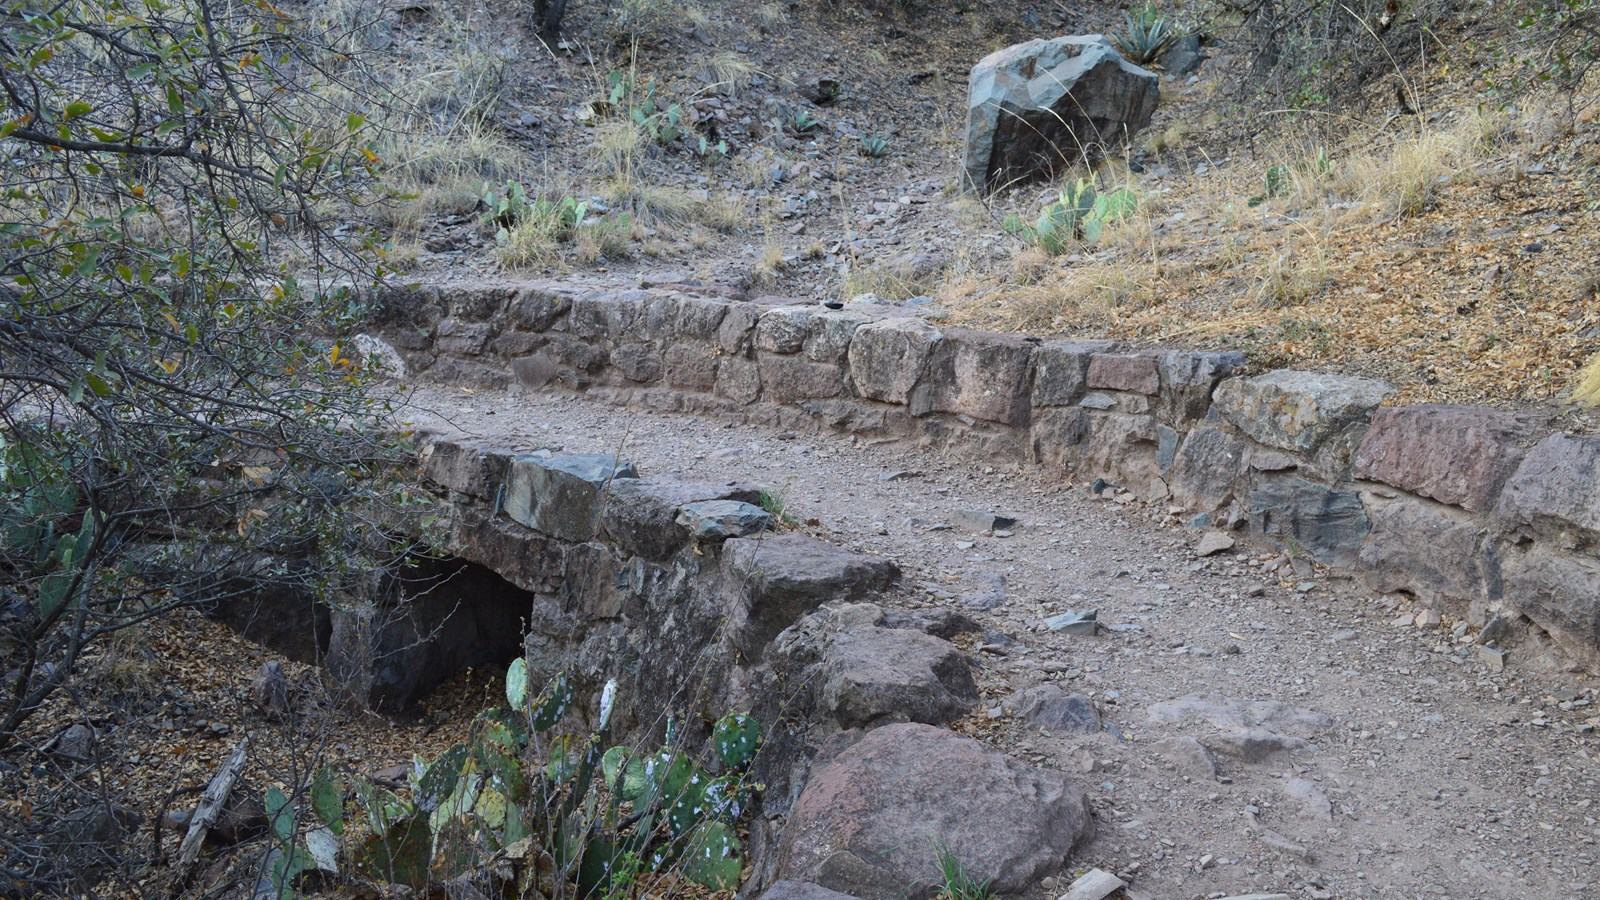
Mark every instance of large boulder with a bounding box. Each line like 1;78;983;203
775;723;1093;899
503;453;639;542
963;35;1158;194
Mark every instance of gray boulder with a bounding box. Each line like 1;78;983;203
775;723;1093;899
963;35;1158;194
1249;475;1370;568
847;317;942;406
600;477;762;560
821;626;978;728
763;883;861;900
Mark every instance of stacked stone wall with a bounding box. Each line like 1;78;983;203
368;280;1600;672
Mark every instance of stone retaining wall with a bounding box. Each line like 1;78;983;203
367;279;1600;674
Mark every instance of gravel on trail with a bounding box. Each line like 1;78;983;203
404;384;1600;900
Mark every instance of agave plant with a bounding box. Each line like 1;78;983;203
1114;3;1178;65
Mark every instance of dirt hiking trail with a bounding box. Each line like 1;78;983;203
403;384;1599;900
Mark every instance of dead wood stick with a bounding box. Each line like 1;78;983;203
172;736;250;887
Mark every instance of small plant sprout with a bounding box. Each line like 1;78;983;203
1114;2;1178;65
859;134;891;158
787;107;821;134
933;841;995;900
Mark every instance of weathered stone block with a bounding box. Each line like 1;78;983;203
663;343;719;391
506;286;570;331
1156;350;1248;426
434;319;494;356
675;500;772;541
611;343;663;383
757;305;816;354
1032;339;1114;407
504;453;639;542
821;627;978;728
1359;492;1486;608
760;354;846;404
715;355;761;404
717;303;761;355
723;534;899;660
926;328;1034;426
847;318;942;406
1249;475;1369;567
443;285;512;321
1079;412;1161;489
1496;433;1600;545
1214;370;1393;453
1352;405;1547;512
1497;545;1600;672
1030;406;1089;470
776;723;1091;899
1087;352;1160;394
806;310;870;364
676;295;729;339
601;477;761;561
1167;424;1246;513
420;438;512;501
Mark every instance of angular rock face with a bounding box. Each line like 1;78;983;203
926;328;1035;426
847;317;941;406
821;626;978;728
1249;475;1369;567
1359;493;1486;610
1353;405;1546;512
600;478;762;561
1497;545;1600;670
503;453;639;542
1168;424;1247;513
722;534;900;660
963;35;1158;194
1496;433;1600;544
1214;370;1393;454
776;723;1093;899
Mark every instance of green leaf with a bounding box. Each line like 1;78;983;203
37;571;72;618
712;713;762;769
354;814;430;887
64;101;92;119
84;372;112;397
504;657;527;709
311;766;344;834
414;743;469;814
529;671;573;731
346;113;365;132
265;785;295;847
680;820;743;889
127;62;157;79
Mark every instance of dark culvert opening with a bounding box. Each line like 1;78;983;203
327;554;533;713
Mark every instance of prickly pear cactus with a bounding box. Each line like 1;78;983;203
712;712;762;770
529;672;574;731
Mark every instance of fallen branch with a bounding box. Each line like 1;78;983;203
172;736;251;890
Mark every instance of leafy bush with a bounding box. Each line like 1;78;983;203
1114;3;1178;64
1004;178;1139;254
0;0;394;753
260;665;766;895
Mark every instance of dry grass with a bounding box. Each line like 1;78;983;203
697;51;757;98
948;78;1600;407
